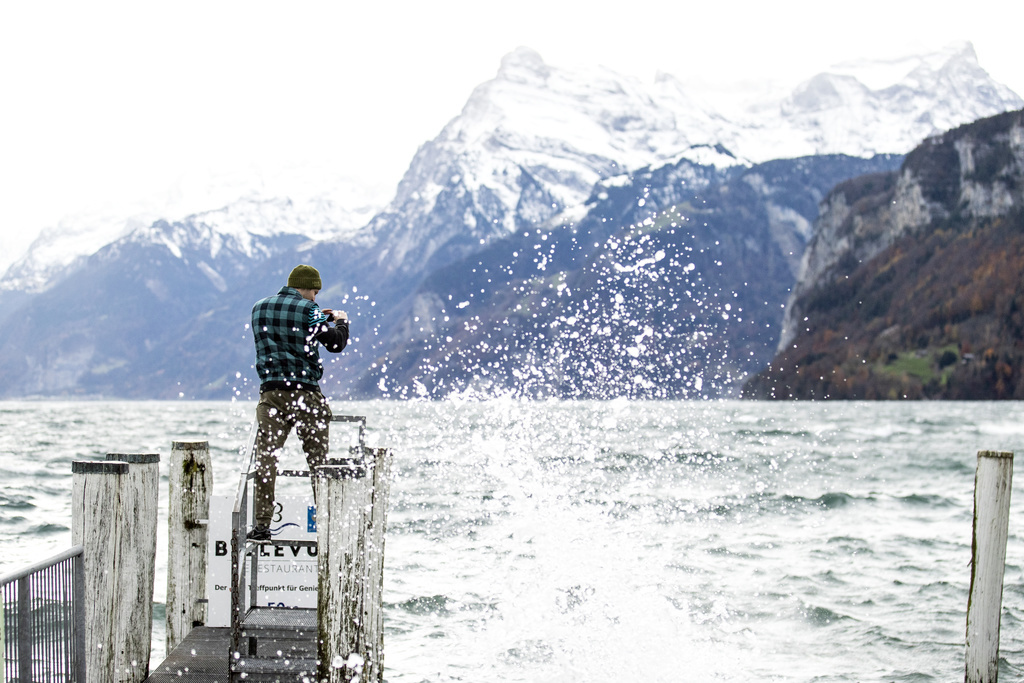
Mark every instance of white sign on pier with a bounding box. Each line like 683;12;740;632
205;494;319;626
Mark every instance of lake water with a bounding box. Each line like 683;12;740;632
2;399;1023;681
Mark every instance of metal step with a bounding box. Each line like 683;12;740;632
240;606;316;636
245;538;318;549
231;608;318;678
231;656;317;677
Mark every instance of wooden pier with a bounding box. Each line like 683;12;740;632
146;627;236;681
146;623;317;682
67;416;392;683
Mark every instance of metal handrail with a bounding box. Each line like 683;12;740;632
227;414;367;678
0;547;84;587
1;546;86;683
332;414;367;450
229;472;248;661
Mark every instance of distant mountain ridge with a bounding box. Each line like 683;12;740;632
742;42;1021;160
0;44;1020;399
0;174;384;294
745;108;1024;399
6;42;1015;299
362;153;903;399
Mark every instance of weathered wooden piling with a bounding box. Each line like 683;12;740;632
165;441;212;652
966;450;1014;683
106;453;160;682
314;448;393;683
72;454;160;683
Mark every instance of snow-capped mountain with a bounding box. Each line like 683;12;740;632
352;47;740;284
5;43;1018;299
347;43;1020;285
1;210;157;294
0;43;1019;399
1;172;386;294
733;42;1022;162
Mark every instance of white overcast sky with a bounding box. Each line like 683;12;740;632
1;0;1021;265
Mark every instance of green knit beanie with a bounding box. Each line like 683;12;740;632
287;264;322;290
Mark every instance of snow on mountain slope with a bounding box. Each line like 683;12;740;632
1;176;384;294
734;42;1022;162
400;48;738;213
358;47;746;279
1;210;156;294
174;193;379;259
356;42;1020;287
5;43;1019;297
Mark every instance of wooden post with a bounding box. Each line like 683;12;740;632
72;455;160;683
966;450;1014;683
72;460;128;683
315;448;392;683
105;453;160;683
365;448;393;676
166;441;212;652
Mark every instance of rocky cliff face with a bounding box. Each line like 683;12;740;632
747;109;1024;399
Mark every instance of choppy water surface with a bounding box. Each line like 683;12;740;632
2;399;1023;681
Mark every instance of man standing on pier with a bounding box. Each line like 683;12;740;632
249;264;349;541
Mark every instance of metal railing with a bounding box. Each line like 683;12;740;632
1;547;86;683
229;415;368;679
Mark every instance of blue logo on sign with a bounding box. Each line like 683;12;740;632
308;505;317;533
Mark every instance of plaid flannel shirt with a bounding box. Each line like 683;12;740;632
251;286;331;389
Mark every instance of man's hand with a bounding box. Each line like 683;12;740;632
322;309;348;323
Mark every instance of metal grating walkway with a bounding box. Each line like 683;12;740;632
146;625;318;683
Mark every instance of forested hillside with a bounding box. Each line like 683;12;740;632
745;109;1024;399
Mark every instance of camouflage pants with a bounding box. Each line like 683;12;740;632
252;388;332;527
